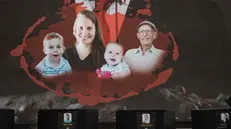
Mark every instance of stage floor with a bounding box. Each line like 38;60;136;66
15;127;191;129
14;125;192;129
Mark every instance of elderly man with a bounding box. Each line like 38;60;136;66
124;21;166;74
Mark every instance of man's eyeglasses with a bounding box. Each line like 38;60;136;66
138;30;153;34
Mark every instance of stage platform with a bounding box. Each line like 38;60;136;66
14;125;191;129
14;122;192;129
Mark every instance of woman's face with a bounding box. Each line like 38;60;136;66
73;14;96;45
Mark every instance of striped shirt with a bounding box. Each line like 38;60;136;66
35;56;72;77
101;61;130;73
124;45;166;74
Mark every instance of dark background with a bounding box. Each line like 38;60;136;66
119;0;231;100
1;0;231;122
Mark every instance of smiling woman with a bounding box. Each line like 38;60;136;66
64;10;106;71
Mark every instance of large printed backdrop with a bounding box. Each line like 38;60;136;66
1;0;231;124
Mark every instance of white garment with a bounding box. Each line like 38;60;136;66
101;61;130;73
124;45;165;74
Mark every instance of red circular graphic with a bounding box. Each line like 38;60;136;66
10;2;179;106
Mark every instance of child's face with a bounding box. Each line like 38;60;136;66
43;38;64;62
104;44;123;65
74;14;96;45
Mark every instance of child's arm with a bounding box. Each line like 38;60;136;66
35;60;44;75
112;69;131;80
96;64;112;79
111;61;131;80
64;60;72;75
